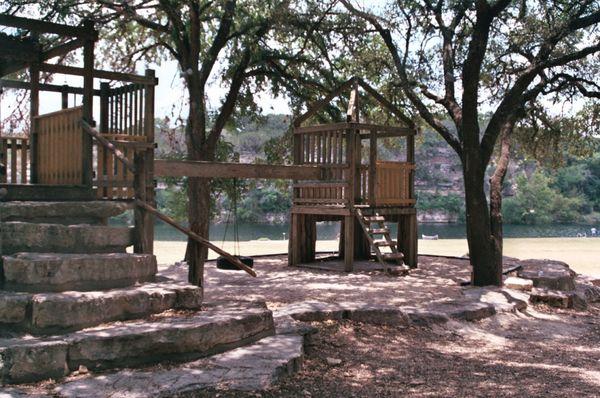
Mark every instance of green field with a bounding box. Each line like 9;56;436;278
153;237;599;277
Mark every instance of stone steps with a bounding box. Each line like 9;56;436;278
54;334;304;397
0;301;274;384
1;222;134;254
0;282;203;334
0;201;132;225
1;253;157;292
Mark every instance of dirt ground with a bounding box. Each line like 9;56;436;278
190;303;600;398
160;255;471;309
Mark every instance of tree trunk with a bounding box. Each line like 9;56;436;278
184;84;212;287
489;128;511;265
463;150;503;286
186;176;211;285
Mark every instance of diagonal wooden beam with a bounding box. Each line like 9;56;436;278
355;78;416;130
0;15;96;39
41;38;85;61
293;77;358;127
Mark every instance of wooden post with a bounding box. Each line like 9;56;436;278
133;69;156;255
289;213;298;266
369;129;376;206
99;83;109;133
406;130;417;267
344;214;354;271
81;20;95;187
407;131;415;199
61;85;69;109
29;62;39;183
398;213;418;268
99;82;109;198
134;152;152;253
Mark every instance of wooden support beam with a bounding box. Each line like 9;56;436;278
369;130;376;206
344;214;354;272
41;38;86;61
135;199;257;277
293;77;357;127
0;15;96;38
39;63;158;85
0;79;101;95
294;122;413;136
155;160;324;180
29;63;39;183
355;78;416;130
0;184;93;201
81;28;94;186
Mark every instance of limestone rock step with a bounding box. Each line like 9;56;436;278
0;222;134;254
1;253;157;292
0;201;132;225
54;334;303;397
0;282;202;334
0;301;274;384
517;259;576;291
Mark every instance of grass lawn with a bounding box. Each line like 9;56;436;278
153;237;599;277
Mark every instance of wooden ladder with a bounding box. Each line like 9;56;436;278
355;208;406;274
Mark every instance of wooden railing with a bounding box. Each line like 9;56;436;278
104;83;148;137
0;136;29;184
293;125;348;205
374;161;415;206
94;133;151;200
34;106;83;185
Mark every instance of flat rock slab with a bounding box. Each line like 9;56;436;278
0;301;274;384
504;276;533;292
0;201;132;224
517;259;576;291
0;222;133;254
1;253;157;292
462;287;528;313
427;299;496;321
54;334;303;397
529;287;577;309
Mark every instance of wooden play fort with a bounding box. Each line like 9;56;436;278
289;79;418;272
0;15;417;275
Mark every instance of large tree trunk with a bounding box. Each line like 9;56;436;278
185;176;211;286
183;86;212;287
463;150;503;286
489;129;511;260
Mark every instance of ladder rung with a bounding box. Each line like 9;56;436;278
363;216;385;222
368;228;389;234
383;252;404;260
373;240;396;247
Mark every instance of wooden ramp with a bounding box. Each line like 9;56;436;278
356;208;407;274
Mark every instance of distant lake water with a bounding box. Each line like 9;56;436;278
152;221;598;242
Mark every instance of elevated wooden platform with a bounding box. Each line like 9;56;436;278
288;82;418;272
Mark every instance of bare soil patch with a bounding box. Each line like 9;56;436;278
161;255;471;309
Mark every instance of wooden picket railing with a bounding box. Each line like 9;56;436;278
105;84;147;137
293;125;348;205
34;106;83;185
0;136;29;184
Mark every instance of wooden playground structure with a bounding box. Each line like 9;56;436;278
289;80;417;272
0;15;417;275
